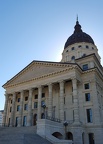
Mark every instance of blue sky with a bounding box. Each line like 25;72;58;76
0;0;103;110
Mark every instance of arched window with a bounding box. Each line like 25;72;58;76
66;132;73;140
52;132;63;139
71;56;75;60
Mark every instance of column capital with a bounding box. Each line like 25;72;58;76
59;80;64;83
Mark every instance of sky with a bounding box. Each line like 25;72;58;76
0;0;103;110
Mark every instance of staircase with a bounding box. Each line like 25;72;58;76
0;126;52;144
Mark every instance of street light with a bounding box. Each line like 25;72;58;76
42;103;46;119
63;121;68;140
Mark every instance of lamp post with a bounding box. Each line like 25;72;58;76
63;121;68;140
42;103;46;119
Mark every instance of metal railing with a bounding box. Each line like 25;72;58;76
46;116;61;123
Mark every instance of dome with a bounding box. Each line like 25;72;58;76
64;20;95;49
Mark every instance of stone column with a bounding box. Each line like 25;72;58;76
27;88;33;126
10;92;16;127
48;83;53;117
37;86;42;119
18;90;24;127
72;78;80;124
3;93;9;126
59;81;64;121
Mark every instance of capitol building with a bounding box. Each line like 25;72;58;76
2;19;103;144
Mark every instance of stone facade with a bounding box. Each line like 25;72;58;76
2;20;103;144
0;110;3;126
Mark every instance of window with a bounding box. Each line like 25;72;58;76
24;104;28;110
78;45;81;48
71;47;75;50
66;50;68;52
35;94;38;99
84;83;90;89
88;133;95;144
25;97;28;101
17;105;20;111
11;100;12;104
85;93;90;101
82;54;86;57
10;107;12;112
17;98;20;102
83;64;88;70
71;56;75;60
41;100;45;106
87;108;92;123
92;47;94;50
23;116;27;126
34;102;38;108
64;97;65;104
86;45;89;49
15;117;19;127
42;93;45;98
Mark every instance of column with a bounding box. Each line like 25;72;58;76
59;81;64;121
72;78;80;124
37;86;42;119
10;92;16;126
27;88;33;126
48;83;53;117
18;90;24;127
3;93;9;126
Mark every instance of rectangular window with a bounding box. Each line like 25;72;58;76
83;64;88;70
87;109;92;123
35;94;38;99
9;118;10;126
23;116;27;126
34;102;38;108
85;93;90;101
11;100;12;104
73;110;74;121
24;104;28;110
17;98;20;102
64;97;65;104
42;93;45;98
15;117;18;127
25;97;28;101
41;100;45;106
10;107;12;112
88;133;95;144
17;105;20;111
64;111;66;121
84;83;90;89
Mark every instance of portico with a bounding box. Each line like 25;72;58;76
3;75;80;127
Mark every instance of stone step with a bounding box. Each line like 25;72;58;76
0;126;52;144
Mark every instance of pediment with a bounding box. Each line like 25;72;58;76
3;61;76;87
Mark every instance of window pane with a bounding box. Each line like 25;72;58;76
85;93;90;101
83;64;88;70
87;109;92;123
84;83;89;89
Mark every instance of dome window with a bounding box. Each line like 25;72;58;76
78;45;81;48
86;45;89;49
82;54;86;57
71;47;75;50
71;56;75;60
